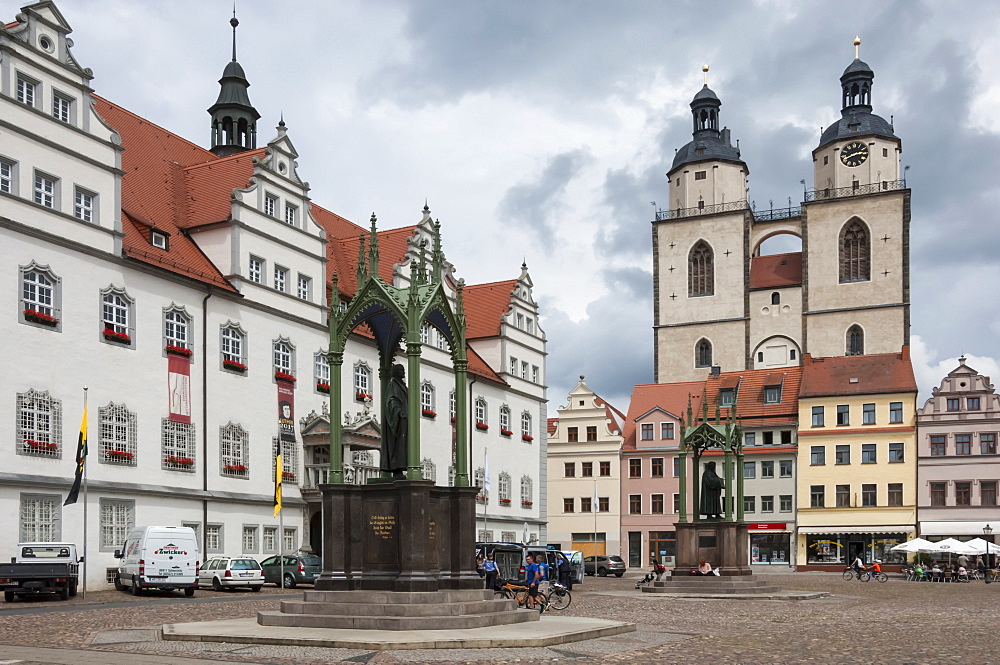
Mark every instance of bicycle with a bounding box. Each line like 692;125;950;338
494;579;545;608
843;567;870;582
864;569;888;583
546;581;572;610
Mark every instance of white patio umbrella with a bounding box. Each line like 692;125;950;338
890;537;935;553
962;538;1000;556
920;537;979;555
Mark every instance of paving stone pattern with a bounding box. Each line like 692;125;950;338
1;573;998;664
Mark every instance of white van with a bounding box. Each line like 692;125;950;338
114;526;199;596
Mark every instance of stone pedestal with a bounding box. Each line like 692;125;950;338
672;521;752;577
315;480;482;592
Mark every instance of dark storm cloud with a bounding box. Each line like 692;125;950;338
497;149;591;250
544;266;653;412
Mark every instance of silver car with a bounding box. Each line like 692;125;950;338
198;556;263;591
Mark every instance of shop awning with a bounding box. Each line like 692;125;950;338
797;525;915;535
919;521;995;536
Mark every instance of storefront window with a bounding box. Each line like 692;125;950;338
750;533;789;564
806;533;907;564
649;531;676;565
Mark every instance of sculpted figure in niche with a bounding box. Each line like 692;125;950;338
381;363;408;478
700;460;725;519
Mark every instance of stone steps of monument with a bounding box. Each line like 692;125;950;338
643;584;782;594
301;589;494;605
257;607;540;630
659;578;774;586
280;598;519;617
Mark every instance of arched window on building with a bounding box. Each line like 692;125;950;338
771;292;780;305
846;325;864;356
688;241;714;296
695;338;713;368
839;219;870;283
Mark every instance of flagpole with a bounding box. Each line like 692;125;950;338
483;448;488;540
82;387;88;600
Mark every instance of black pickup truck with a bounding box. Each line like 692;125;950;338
0;543;81;601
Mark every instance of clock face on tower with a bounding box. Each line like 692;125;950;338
840;141;869;167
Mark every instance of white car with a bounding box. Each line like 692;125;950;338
115;526;199;596
198;556;263;591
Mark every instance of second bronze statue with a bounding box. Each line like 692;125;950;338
381;363;409;478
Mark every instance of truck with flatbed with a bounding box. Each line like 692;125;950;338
0;542;81;601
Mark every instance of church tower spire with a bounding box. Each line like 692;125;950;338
208;10;260;157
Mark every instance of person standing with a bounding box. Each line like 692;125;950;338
482;553;499;590
524;554;539;610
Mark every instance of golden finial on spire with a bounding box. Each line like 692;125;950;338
702;64;710;86
853;36;861;59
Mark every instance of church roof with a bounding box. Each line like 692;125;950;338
842;57;874;77
670;136;743;173
91;95;507;384
749;252;802;290
818;110;896;150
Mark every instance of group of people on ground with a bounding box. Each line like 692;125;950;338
912;557;975;582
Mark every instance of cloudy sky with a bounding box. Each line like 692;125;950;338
43;0;1000;413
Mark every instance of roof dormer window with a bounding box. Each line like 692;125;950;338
151;231;168;250
764;386;781;404
720;389;735;407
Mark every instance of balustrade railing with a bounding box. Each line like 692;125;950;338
655;200;749;221
804;179;905;202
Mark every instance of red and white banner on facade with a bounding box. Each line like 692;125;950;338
167;354;192;424
278;379;295;442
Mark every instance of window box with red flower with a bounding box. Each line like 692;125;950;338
475;422;489;431
450;416;457;423
165;455;195;468
521;500;533;507
521;434;534;442
499;498;512;505
316;382;330;394
165;344;192;357
499;428;513;437
282;471;296;482
476;494;487;504
274;370;296;383
103;327;131;344
23;309;59;327
223;463;248;474
356;391;372;402
223;359;247;373
23;439;59;455
421;409;437;419
105;449;134;463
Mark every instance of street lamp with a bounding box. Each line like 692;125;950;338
984;524;993;584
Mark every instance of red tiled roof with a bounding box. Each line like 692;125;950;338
463;280;518;339
594;395;626;435
799;349;916;397
547;418;558;435
703;366;803;421
621;381;705;450
93;96;511;384
749;252;802;290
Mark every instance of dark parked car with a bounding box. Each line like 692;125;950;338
584;554;626;577
259;554;322;588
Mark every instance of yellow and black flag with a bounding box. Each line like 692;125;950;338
273;450;283;518
64;404;87;506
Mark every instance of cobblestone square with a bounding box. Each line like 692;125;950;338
1;572;997;664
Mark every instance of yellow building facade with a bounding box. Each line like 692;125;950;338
795;351;917;568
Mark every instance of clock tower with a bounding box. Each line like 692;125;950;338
802;37;909;359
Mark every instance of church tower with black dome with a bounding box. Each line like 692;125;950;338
653;42;910;383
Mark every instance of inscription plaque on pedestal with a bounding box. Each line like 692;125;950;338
365;501;398;565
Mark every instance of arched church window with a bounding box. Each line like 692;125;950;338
688;241;714;296
695;339;712;368
846;325;864;356
771;292;780;305
839;219;870;283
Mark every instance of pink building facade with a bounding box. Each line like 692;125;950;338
917;358;1000;538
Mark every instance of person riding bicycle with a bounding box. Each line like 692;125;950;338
851;554;865;578
871;559;882;574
